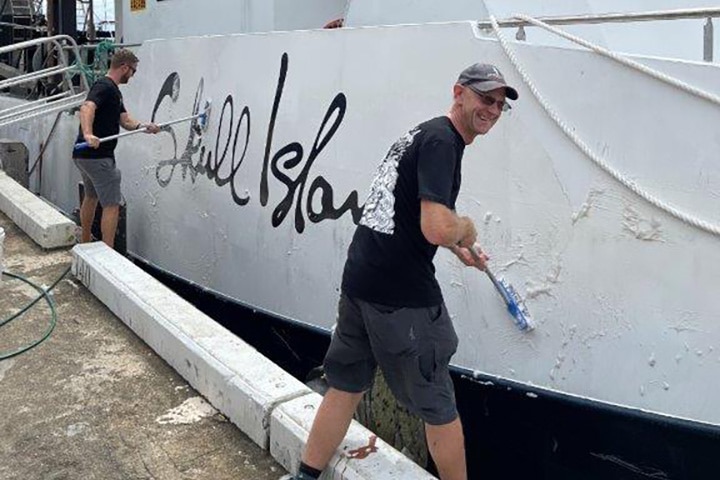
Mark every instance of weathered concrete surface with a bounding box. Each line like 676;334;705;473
0;171;76;249
71;241;312;452
0;211;286;480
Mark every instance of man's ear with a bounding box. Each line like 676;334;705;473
452;84;464;102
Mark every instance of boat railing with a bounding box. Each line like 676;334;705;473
479;7;719;62
0;34;89;128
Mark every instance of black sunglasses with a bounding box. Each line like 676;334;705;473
472;89;511;112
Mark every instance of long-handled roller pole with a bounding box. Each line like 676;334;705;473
73;99;212;152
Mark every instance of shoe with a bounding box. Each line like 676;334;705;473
280;473;318;480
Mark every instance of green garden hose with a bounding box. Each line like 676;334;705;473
0;265;71;360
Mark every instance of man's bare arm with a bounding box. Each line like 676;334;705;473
420;199;476;248
79;101;97;136
78;101;100;148
119;112;141;131
120;112;160;133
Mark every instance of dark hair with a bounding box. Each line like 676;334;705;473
110;48;139;69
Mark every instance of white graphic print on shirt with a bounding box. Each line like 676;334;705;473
359;127;420;234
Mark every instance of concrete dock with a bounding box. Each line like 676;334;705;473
0;199;435;480
0;211;286;480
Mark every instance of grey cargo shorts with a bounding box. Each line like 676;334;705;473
323;293;460;425
73;156;122;207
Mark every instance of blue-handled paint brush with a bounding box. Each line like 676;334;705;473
468;247;534;332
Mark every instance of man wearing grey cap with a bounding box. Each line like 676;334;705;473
293;63;518;480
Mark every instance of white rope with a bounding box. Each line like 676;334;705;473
513;14;720;106
489;14;720;237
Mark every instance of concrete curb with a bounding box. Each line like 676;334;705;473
271;395;436;479
72;243;436;479
0;171;76;249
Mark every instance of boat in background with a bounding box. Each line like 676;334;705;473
2;1;720;478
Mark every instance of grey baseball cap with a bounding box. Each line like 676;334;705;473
457;63;519;101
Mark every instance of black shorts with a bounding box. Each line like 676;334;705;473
323;293;459;425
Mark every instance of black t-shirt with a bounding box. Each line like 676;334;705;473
74;77;126;159
342;116;466;307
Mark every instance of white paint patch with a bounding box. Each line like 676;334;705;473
65;422;89;437
622;206;663;241
498;253;530;272
572;190;603;225
581;330;606;347
156;396;218;425
0;359;16;382
668;317;701;333
525;280;554;299
471;371;494;386
524;260;562;299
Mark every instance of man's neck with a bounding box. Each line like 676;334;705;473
105;71;121;85
446;112;474;145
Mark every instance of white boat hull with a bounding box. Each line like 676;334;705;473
3;21;720;431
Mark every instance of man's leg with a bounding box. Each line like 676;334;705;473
79;194;99;243
363;300;464;479
304;294;375;478
302;387;364;470
100;204;120;249
75;157;121;247
426;417;467;480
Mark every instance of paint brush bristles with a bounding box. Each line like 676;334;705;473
193;99;212;134
199;99;212;131
468;246;534;332
485;268;534;331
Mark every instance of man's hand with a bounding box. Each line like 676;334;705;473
143;122;161;134
451;243;488;270
83;134;101;149
456;216;477;248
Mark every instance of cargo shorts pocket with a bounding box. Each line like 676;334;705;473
361;302;417;357
418;304;458;383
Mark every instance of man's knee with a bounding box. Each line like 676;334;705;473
425;415;462;430
326;387;365;402
101;204;120;213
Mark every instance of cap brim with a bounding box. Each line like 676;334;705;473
468;81;519;101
